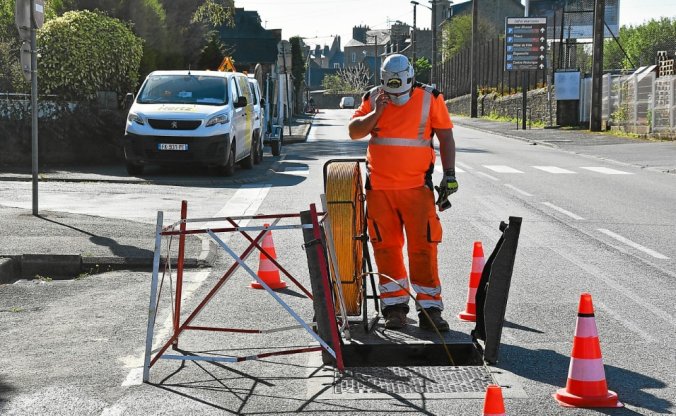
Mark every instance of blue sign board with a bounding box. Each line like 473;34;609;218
505;17;547;71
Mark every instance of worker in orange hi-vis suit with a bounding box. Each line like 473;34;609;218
348;54;458;332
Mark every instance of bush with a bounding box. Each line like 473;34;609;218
37;10;143;101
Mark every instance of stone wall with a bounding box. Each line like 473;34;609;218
447;88;557;125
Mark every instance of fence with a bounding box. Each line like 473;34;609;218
434;38;549;100
580;70;675;135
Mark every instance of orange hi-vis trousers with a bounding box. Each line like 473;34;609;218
365;186;444;311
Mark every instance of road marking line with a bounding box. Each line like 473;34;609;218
532;166;576;174
581;167;632;175
598;228;669;259
504;184;533;196
476;171;499;181
542;202;585;220
484;165;524;173
205;184;271;230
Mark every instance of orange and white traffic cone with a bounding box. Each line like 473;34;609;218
250;224;287;290
483;384;506;416
458;241;484;322
553;292;622;408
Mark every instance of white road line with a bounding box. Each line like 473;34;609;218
205;184;271;229
532;166;576;174
456;161;473;171
484;165;524;173
476;171;499;181
598;228;669;259
581;167;632;175
542;202;585;220
504;184;533;196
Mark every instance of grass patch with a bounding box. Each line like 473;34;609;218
35;274;52;282
483;113;546;128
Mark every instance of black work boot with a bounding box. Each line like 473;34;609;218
383;305;409;330
418;308;450;332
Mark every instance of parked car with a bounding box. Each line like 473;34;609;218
123;70;255;176
339;96;355;109
246;75;265;164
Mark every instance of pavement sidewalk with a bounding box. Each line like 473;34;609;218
0;116;313;283
452;116;676;173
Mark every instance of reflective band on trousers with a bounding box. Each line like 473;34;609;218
379;278;410;293
381;295;410;306
411;283;441;296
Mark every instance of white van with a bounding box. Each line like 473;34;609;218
339;96;355;109
246;75;265;164
123;70;255;176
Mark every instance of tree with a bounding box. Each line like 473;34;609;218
37;10;143;100
604;17;676;69
322;65;372;94
440;14;497;60
413;57;431;84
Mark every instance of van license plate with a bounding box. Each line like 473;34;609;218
158;143;188;151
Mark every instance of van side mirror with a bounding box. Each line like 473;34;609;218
235;96;248;108
123;92;134;110
259;98;266;107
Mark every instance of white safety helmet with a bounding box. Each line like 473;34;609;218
380;54;414;95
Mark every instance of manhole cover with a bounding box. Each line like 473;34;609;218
334;366;494;395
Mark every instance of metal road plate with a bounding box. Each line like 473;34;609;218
335;366;494;395
305;353;528;400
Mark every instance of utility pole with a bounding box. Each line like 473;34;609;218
589;0;605;131
430;0;437;86
470;0;478;117
368;34;380;86
411;1;418;62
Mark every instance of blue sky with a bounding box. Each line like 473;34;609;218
235;0;675;47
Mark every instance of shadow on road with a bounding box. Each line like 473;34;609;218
500;343;672;414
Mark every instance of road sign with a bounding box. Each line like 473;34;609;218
15;0;31;41
505;17;547;71
33;0;45;29
15;0;44;40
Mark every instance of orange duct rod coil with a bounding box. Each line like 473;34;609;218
325;161;365;316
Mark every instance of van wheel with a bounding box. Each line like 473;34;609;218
210;145;235;176
271;139;281;156
126;162;144;176
253;134;263;164
241;140;255;169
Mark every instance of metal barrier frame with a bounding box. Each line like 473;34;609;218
142;201;344;382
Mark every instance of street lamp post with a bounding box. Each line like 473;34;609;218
411;1;418;62
430;0;437;85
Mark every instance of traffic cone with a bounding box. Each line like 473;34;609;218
250;224;287;290
553;293;622;408
483;384;506;416
458;241;484;321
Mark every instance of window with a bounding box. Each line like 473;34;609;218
334;63;341;69
351;52;356;63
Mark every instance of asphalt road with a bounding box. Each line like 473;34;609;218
1;109;674;415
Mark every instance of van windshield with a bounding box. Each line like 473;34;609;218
137;75;228;105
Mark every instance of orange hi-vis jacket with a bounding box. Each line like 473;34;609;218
352;83;453;190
